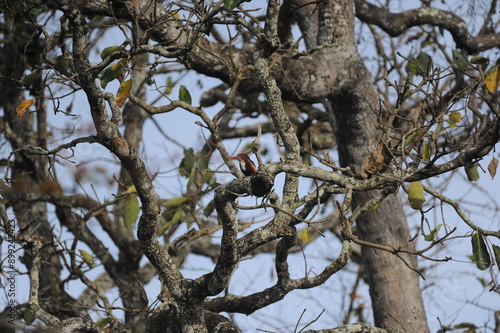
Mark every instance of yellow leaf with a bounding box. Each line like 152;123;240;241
422;141;431;160
408;181;425;210
116;79;132;107
300;228;312;243
485;66;500;93
165;76;174;95
448;111;462;129
79;249;96;268
16;99;34;120
367;201;381;215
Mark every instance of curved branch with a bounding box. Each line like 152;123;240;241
204;239;350;314
355;0;500;53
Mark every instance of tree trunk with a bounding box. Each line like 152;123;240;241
322;1;430;332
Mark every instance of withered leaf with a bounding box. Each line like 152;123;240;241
361;142;391;178
488;157;499;180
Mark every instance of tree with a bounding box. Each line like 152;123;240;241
0;0;499;332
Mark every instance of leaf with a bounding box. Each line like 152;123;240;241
404;131;421;146
485;66;500;93
22;71;42;87
116;79;132;107
178;85;192;105
164;196;190;209
422;140;431;160
424;224;442;241
27;0;44;15
470;56;489;71
55;55;70;76
165;76;174;95
488;157;498;179
179;148;196;177
447;111;462;129
300;228;312;243
465;163;480;182
407;181;425;210
360;142;390;178
452;49;468;70
123;186;140;229
79;249;96;268
405;61;419;80
96;318;114;328
99;59;127;88
161;206;184;233
367;201;381;215
16;99;34;120
100;46;120;60
432;121;444;140
224;0;239;11
203;199;216;217
493;244;500;272
23;308;36;325
453;322;477;329
471;232;491;270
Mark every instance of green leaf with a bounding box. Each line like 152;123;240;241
99;59;127;89
422;140;431;160
96;317;113;328
100;46;120;60
179;85;192;105
22;71;42;87
416;52;432;76
55;55;70;76
27;0;44;15
465;163;480;182
123;188;140;229
179;148;196;177
404;131;421;146
470;56;489;71
493;244;500;272
164;196;190;209
424;224;442;241
471;232;491;270
160;206;184;233
453;322;477;329
224;0;239;11
432;121;444;140
23;308;35;325
452;49;468;70
203;199;216;217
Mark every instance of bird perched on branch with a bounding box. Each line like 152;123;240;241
229;153;257;176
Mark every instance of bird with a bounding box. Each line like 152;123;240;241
229;153;257;176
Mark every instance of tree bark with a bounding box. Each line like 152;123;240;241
324;1;429;332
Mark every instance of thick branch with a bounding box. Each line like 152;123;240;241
355;0;500;53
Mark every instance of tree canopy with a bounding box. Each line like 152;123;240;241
1;0;500;332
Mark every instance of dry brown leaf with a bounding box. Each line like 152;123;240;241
361;142;391;178
488;157;499;179
16;99;34;120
